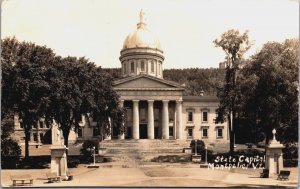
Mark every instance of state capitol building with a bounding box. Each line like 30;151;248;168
14;11;229;146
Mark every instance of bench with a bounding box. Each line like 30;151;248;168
277;170;290;180
11;174;33;186
260;169;269;178
46;172;61;183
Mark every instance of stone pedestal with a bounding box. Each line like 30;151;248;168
192;155;201;163
118;133;125;139
265;129;284;176
50;145;68;180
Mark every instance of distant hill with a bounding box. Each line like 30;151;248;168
103;68;225;96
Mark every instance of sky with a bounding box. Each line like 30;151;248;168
1;0;299;69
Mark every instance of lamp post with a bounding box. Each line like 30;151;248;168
92;146;96;166
195;140;197;155
205;146;207;164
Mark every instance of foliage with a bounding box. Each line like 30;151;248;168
80;140;99;163
240;38;298;144
282;143;298;159
190;140;205;154
1;112;21;167
1;37;122;156
1;37;55;159
67;157;80;168
213;29;252;154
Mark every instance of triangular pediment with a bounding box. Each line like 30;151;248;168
113;75;184;90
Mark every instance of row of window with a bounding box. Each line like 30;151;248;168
187;127;223;139
81;126;224;139
187;111;209;122
123;60;161;74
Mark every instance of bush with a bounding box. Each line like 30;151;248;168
283;143;298;159
190;140;205;155
67;157;80;168
80;140;99;163
1;138;21;157
283;159;298;167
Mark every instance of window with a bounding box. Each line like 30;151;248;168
158;63;161;75
217;128;223;138
188;112;193;122
39;133;44;141
33;133;38;141
93;127;100;137
151;61;154;72
187;128;193;139
131;62;134;73
123;63;127;74
39;121;44;128
141;61;145;71
202;111;208;122
127;109;132;122
33;123;37;128
140;108;146;122
202;128;208;138
169;108;174;122
78;127;83;137
169;127;173;137
154;109;159;122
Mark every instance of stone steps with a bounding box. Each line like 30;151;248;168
68;139;192;162
101;139;191;162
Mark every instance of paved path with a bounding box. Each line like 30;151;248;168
1;163;298;188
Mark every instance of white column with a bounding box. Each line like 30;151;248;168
162;100;169;139
147;100;154;139
119;100;125;139
176;100;183;139
132;100;140;139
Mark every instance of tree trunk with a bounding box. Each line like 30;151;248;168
228;114;234;154
24;127;30;161
62;127;70;148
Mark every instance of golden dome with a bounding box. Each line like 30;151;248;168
122;10;162;50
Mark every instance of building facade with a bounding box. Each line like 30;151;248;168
13;10;229;145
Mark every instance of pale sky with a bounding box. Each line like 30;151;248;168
1;0;299;68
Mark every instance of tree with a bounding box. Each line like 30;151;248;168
49;57;122;148
240;38;298;144
1;112;21;156
1;37;54;159
86;67;122;141
213;29;252;154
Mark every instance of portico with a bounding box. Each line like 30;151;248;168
116;98;183;140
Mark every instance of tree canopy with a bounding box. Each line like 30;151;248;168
240;38;298;144
213;29;252;154
1;37;122;158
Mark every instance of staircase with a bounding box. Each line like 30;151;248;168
101;139;191;162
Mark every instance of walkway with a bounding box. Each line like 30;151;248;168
1;162;298;188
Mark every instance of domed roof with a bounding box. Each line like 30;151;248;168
122;10;162;50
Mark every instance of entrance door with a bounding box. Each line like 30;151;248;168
139;124;147;139
154;127;159;139
126;127;132;139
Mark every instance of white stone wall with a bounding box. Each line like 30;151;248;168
182;101;229;144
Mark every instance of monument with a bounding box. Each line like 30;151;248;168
265;128;284;176
50;122;68;180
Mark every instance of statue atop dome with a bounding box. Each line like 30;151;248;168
137;9;147;29
139;9;145;23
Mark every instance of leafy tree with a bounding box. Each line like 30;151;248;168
48;57;122;148
213;29;252;154
240;38;298;144
1;37;54;159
